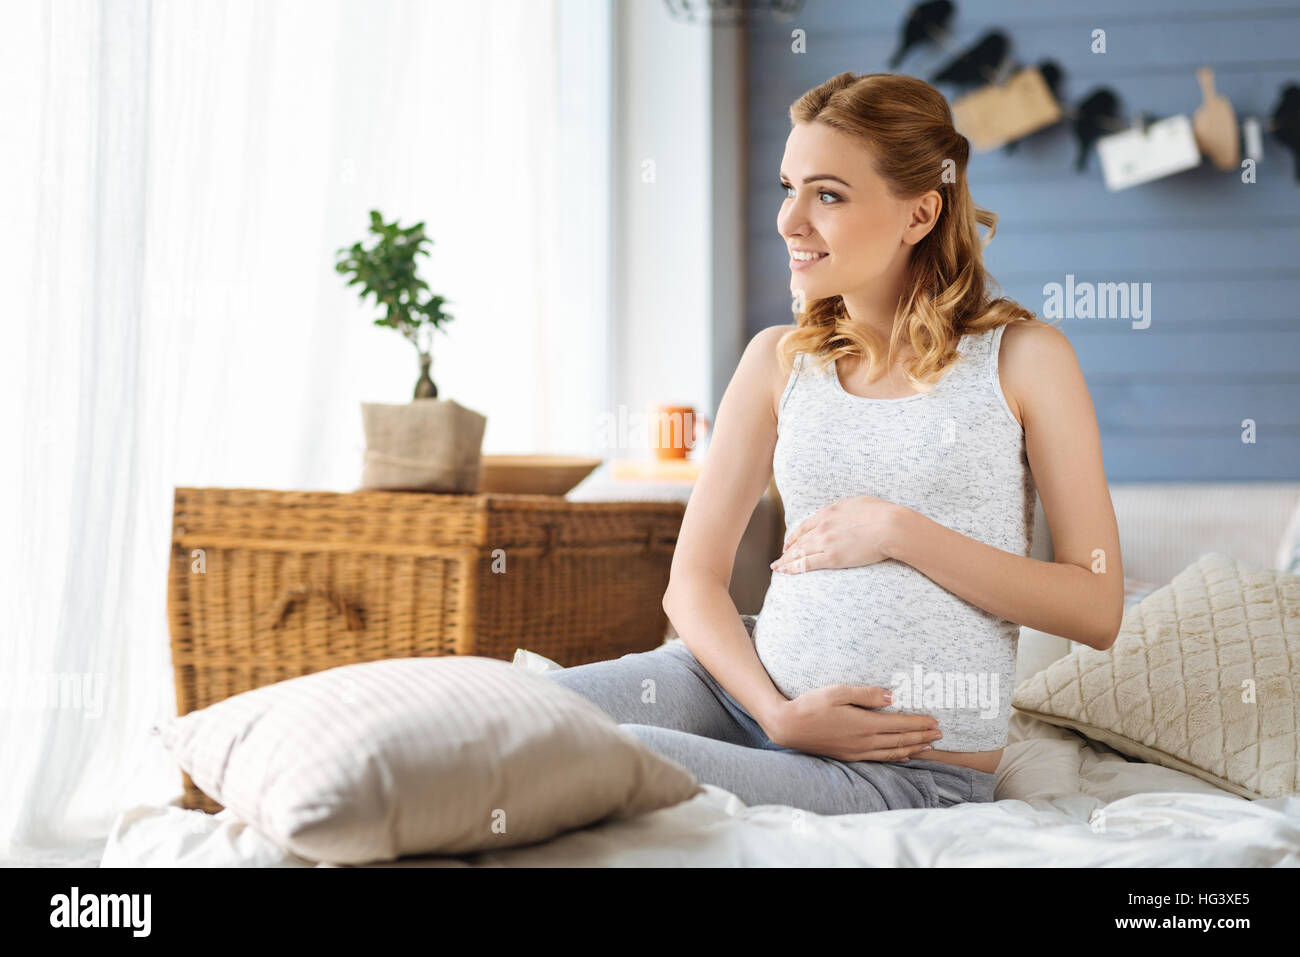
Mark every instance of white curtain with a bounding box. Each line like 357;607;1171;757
0;0;610;865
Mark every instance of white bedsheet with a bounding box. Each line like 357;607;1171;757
101;711;1300;867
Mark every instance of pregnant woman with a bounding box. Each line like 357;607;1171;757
544;71;1125;815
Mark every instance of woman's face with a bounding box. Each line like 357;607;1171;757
777;121;938;307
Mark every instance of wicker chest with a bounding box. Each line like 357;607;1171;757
166;486;685;810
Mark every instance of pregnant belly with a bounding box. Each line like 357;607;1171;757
751;561;1017;754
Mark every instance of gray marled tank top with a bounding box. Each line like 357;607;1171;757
746;323;1035;751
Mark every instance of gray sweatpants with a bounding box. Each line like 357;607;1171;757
541;626;998;816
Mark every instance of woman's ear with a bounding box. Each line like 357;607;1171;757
903;190;942;246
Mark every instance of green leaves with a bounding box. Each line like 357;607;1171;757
336;209;455;353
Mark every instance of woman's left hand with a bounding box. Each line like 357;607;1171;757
770;495;906;574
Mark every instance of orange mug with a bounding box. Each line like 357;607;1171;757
648;405;711;460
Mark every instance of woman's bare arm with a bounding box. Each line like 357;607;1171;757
661;325;793;736
884;319;1126;650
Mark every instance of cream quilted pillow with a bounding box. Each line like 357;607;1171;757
1011;552;1299;799
154;656;702;864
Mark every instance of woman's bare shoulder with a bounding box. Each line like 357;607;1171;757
998;319;1079;429
735;324;797;423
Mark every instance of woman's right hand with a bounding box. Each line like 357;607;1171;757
765;684;943;762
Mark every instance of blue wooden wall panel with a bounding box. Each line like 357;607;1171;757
743;0;1300;480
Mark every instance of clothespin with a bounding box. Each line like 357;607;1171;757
1242;116;1264;161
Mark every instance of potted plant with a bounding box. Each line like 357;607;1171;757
336;209;455;397
337;210;487;493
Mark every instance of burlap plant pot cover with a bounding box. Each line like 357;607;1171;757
360;399;488;493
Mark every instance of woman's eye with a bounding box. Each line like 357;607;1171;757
780;182;839;204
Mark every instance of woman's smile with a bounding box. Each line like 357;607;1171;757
789;249;829;271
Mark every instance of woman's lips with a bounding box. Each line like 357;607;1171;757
789;252;828;272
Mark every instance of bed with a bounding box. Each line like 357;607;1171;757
102;700;1300;867
100;481;1300;867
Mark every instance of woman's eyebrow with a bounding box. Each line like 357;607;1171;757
780;172;853;187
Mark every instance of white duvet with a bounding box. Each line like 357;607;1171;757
101;710;1300;867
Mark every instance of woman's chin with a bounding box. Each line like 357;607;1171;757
791;283;825;302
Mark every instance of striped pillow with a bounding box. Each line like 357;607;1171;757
153;656;701;864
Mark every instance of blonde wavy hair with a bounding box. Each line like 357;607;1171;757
777;71;1036;388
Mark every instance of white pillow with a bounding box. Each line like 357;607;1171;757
153;656;701;864
510;647;564;674
1277;498;1300;575
1012;553;1300;800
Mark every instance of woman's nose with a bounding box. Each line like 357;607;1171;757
778;203;810;240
